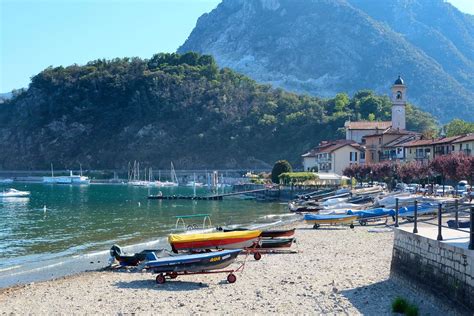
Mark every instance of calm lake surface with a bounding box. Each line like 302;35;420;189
0;183;294;287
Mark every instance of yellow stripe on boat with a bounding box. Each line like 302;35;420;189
169;230;261;243
305;215;358;225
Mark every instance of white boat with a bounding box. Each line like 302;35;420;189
162;162;179;187
44;171;90;185
0;188;30;198
0;178;13;184
186;181;204;187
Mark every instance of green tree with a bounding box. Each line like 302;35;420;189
444;119;474;137
271;160;292;183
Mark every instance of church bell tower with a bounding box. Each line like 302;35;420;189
391;75;406;130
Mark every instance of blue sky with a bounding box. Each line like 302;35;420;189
1;0;473;92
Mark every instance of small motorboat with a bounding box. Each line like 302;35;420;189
109;244;173;266
398;203;437;217
447;220;470;229
258;238;294;248
347;208;395;225
143;249;242;284
169;230;261;252
303;214;358;229
0;178;13;184
0;188;30;198
218;227;295;238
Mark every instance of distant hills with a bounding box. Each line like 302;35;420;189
0;53;435;170
178;0;474;122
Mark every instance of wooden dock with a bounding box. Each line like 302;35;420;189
147;189;267;200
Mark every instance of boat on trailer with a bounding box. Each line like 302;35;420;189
303;214;358;229
143;249;242;284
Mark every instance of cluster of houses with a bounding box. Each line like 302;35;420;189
302;76;474;176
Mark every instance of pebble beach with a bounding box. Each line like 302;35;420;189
0;222;454;314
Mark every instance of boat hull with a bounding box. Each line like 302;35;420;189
169;231;261;252
304;214;358;225
222;228;295;238
144;249;240;273
259;238;294;248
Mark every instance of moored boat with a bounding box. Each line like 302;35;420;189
169;230;261;252
0;188;30;198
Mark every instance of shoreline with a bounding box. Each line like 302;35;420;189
0;221;457;314
0;215;299;290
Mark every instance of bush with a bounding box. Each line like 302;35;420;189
391;297;418;316
405;305;419;316
392;297;409;313
271;160;292;183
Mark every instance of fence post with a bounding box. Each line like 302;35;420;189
437;203;443;241
394;198;399;227
469;207;474;251
454;199;459;228
413;200;418;234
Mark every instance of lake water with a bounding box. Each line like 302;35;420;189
0;183;295;287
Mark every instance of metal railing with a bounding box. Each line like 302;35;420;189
394;198;473;250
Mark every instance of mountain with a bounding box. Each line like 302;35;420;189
178;0;474;122
0;92;13;103
0;53;435;170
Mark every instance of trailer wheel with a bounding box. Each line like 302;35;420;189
227;273;237;284
169;272;178;279
313;224;320;229
253;252;262;261
156;274;166;284
359;220;367;226
350;223;355;229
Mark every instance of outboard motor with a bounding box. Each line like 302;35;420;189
110;244;123;260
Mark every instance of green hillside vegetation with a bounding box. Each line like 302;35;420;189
0;53;437;170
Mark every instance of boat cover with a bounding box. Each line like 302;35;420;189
169;230;261;244
303;214;358;221
347;208;395;218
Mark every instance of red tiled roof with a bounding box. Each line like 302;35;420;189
402;135;464;147
302;140;363;157
452;134;474;143
402;139;436;148
363;128;419;139
345;121;391;130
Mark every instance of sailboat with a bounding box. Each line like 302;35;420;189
161;162;179;187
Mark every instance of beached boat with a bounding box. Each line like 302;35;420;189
143;249;242;284
169;230;261;252
303;214;358;229
0;188;30;198
398;203;437;217
219;227;295;238
347;208;395;219
258;238;294;248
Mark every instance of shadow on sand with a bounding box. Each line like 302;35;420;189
115;279;211;292
340;278;453;315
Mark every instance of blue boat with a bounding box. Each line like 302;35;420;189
143;249;242;284
304;213;358;229
347;208;396;225
398;203;436;217
347;208;395;219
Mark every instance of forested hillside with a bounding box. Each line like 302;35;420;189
0;53;436;169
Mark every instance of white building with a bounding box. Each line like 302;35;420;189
302;140;365;175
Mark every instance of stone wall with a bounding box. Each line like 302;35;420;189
391;229;474;311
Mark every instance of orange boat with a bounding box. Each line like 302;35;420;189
169;230;261;252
